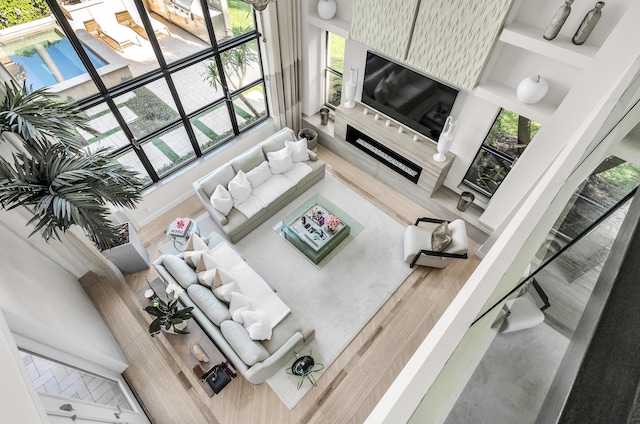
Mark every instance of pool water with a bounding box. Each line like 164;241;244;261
4;29;106;90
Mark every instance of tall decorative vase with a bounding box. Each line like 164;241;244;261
543;0;573;40
343;67;358;108
433;116;458;162
572;2;605;45
317;0;337;20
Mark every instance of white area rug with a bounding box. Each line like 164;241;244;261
160;174;412;409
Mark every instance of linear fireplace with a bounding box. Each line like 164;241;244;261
345;125;422;184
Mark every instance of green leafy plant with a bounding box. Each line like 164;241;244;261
202;27;261;117
0;82;144;251
144;284;194;336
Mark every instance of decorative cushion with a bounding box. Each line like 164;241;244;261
210;184;233;216
182;233;208;268
241;310;272;341
230;145;265;174
187;284;230;326
431;222;452;252
220;320;270;366
213;281;237;303
195;253;220;288
246;161;272;188
229;292;252;324
228;171;252;204
267;146;294;174
285;139;309;163
214;268;236;288
162;255;198;289
198;163;235;198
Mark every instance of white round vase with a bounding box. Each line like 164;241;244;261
516;75;549;105
318;0;337;20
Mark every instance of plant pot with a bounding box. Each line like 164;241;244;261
102;222;150;274
298;128;318;151
164;320;188;334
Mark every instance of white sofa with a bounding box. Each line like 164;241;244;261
153;232;314;384
193;127;325;243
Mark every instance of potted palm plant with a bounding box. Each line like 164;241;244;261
0;82;145;269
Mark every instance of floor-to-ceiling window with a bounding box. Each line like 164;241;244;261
463;108;541;197
0;0;268;186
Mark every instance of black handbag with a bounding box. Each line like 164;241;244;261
202;362;236;394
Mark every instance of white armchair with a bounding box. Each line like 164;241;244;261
403;217;469;268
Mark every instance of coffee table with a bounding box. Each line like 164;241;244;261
137;278;227;397
280;198;350;265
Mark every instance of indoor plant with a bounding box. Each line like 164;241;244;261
0;82;144;252
144;283;194;336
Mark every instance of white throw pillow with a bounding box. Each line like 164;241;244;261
195;253;220;288
246;161;272;188
267;146;294;174
227;171;252;203
182;233;208;268
285;139;309;163
229;292;252;324
213;281;237;303
210;184;233;216
214;268;235;288
241;310;272;340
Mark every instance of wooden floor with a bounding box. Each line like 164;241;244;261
84;146;486;424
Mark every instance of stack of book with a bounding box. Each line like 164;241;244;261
168;217;192;238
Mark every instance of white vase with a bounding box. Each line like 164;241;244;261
516;75;549;105
344;67;358;108
433;116;459;162
317;0;337;20
164;320;188;334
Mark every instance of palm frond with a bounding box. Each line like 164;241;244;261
0;81;98;149
0;143;144;250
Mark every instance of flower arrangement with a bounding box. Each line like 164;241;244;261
144;282;194;336
324;215;341;231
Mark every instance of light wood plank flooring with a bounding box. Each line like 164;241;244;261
84;146;486;424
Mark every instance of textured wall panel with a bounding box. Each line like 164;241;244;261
350;0;420;59
406;0;513;90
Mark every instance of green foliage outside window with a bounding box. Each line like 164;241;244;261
464;109;541;197
0;0;49;27
326;32;345;108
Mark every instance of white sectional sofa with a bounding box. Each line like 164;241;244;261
153;232;315;384
193;127;325;243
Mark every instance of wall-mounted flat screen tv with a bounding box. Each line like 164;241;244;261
361;51;458;140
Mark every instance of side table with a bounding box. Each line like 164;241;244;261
285;346;324;389
166;218;199;252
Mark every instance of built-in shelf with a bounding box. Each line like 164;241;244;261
307;12;350;39
303;112;335;139
500;22;597;69
474;80;556;124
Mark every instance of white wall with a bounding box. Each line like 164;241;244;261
0;206;129;376
0;310;48;424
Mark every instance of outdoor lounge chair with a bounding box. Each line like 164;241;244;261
115;10;170;39
115;2;170;40
85;8;140;53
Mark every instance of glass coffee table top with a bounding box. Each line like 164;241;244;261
275;194;363;267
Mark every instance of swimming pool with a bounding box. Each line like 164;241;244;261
3;29;106;90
